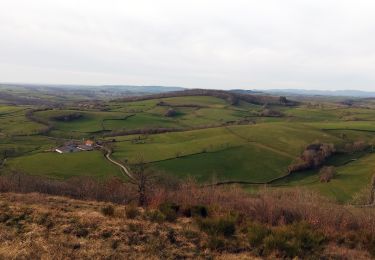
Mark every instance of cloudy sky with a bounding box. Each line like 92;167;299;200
0;0;375;90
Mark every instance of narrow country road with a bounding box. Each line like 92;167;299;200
96;144;135;180
105;152;135;180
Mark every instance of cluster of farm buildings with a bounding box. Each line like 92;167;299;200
55;140;95;154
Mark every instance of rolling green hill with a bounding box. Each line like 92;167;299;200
1;91;375;202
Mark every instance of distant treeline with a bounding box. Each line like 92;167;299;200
116;89;298;106
52;113;83;122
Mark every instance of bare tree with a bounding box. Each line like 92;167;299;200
129;156;157;207
369;174;375;205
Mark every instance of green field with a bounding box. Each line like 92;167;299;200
31;96;263;137
4;151;124;180
0;108;45;136
275;153;375;202
151;144;291;182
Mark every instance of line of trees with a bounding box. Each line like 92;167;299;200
288;143;336;173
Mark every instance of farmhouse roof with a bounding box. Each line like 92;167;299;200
56;145;79;153
85;140;94;146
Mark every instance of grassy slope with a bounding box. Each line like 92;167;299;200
34;96;260;136
110;123;342;183
152;144;291;182
3;151;124;180
0;108;45;136
275;153;375;203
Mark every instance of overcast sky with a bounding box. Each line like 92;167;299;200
0;0;375;90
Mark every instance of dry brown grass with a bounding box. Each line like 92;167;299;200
0;193;208;259
1;176;375;258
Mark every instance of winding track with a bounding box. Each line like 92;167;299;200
96;145;135;180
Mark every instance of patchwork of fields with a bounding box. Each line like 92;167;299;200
1;93;375;202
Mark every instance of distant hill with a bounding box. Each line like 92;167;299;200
0;83;185;104
99;85;185;93
262;89;375;98
117;88;297;106
230;89;264;95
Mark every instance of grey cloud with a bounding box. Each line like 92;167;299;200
0;0;374;90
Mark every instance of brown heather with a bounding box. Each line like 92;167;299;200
0;174;375;258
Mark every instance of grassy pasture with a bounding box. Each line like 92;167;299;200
110;123;342;183
0;109;45;136
110;126;245;163
103;113;180;131
283;107;341;121
326;129;375;143
151;144;292;182
35;109;126;133
226;123;341;156
3;151;124;180
0;136;55;157
307;121;375;132
275;153;375;203
33;96;262;136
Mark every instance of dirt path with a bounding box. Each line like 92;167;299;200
96;145;135;180
105;153;135;180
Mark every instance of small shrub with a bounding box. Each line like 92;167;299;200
127;223;143;233
207;236;226;251
164;108;178;117
73;225;89;238
247;222;271;247
125;205;140;219
183;205;208;218
101;230;112;239
111;240;120;250
198;217;236;237
35;212;54;229
182;228;200;240
158;202;179;222
145;209;166;223
319;166;336;183
365;235;375;257
167;228;177;244
0;213;10;223
101;205;115;217
263;222;325;258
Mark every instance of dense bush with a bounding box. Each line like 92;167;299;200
145;209;166;223
198;217;236;237
319;166;337;183
182;205;208;218
101;205;115;217
247;222;326;258
52;113;83;122
247;222;271;247
288;143;336;173
158;202;179;222
125;205;140;219
164;108;178;117
259;108;283;117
